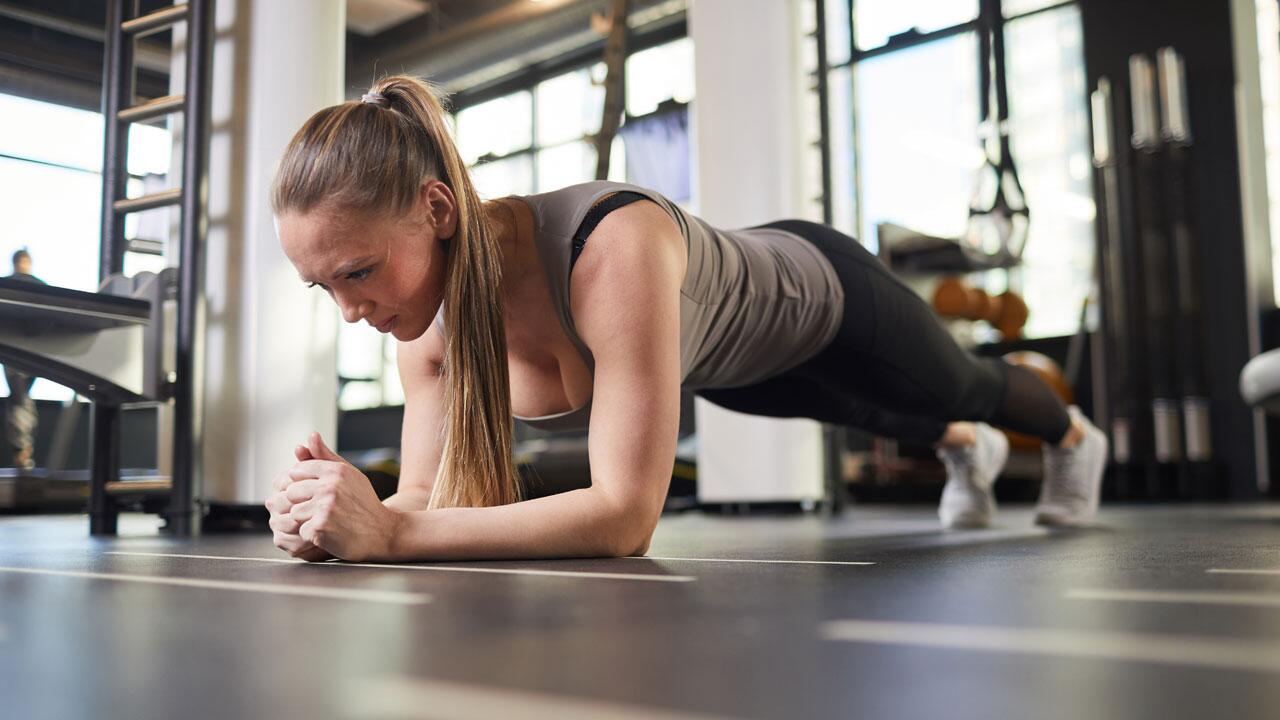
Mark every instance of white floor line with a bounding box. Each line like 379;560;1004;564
0;565;431;605
1208;568;1280;576
820;619;1280;674
344;676;740;720
627;556;875;566
1067;588;1280;609
104;551;696;583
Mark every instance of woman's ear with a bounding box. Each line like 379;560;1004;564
420;180;458;240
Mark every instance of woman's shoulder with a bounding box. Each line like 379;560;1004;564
524;180;670;210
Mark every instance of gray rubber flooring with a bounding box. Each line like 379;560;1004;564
2;504;1279;719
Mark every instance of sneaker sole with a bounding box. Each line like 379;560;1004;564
941;512;992;529
1033;509;1087;528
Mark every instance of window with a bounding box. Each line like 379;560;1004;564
0;94;172;400
830;0;1093;338
456;91;533;166
625;38;695;116
854;34;981;246
536;67;604;146
1003;5;1094;337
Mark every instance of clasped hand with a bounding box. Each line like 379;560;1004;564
264;432;401;562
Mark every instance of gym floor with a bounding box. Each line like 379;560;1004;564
2;505;1279;719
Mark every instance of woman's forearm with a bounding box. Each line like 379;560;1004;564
387;487;645;561
382;488;430;513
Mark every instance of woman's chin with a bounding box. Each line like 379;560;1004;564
390;318;421;342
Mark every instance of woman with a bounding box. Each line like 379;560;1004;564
265;76;1106;563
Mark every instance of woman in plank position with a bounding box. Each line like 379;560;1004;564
266;76;1107;562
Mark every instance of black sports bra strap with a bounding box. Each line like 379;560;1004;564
570;191;650;267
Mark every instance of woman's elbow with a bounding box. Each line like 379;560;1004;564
594;487;660;557
630;534;652;557
608;517;656;557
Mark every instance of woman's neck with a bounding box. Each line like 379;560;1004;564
483;199;534;301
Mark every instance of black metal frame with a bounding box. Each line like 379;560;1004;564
808;0;847;515
94;0;211;535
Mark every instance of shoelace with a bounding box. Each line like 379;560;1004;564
1043;442;1089;504
939;445;982;486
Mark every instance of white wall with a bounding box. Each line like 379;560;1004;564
174;0;344;504
689;0;825;503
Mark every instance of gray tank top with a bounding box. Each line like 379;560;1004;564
436;181;844;431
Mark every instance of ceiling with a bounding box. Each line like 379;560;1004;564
0;0;684;111
0;0;176;110
347;0;433;36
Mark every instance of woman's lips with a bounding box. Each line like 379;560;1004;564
375;315;398;333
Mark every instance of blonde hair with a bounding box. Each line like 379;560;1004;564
271;75;520;509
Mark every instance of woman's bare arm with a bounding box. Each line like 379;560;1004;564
381;325;447;512
387;203;685;560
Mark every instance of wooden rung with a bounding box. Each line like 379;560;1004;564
121;4;189;36
119;94;185;124
127;238;165;256
105;478;172;494
114;188;182;214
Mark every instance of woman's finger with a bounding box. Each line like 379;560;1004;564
272;469;294;493
285;478;323;504
273;531;327;561
298;516;326;546
288;459;334;481
269;514;300;535
272;530;309;554
264;491;292;515
288;497;318;524
294;544;332;562
308;432;345;463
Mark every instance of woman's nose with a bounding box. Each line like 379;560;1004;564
338;295;373;324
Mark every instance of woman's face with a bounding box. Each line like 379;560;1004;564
277;184;454;343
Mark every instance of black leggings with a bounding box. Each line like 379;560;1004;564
694;220;1072;445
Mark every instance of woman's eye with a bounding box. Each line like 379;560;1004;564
347;267;373;282
307;282;328;291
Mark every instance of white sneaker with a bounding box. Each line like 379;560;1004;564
1035;406;1108;527
937;423;1009;529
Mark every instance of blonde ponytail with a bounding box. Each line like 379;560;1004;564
272;75;521;509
